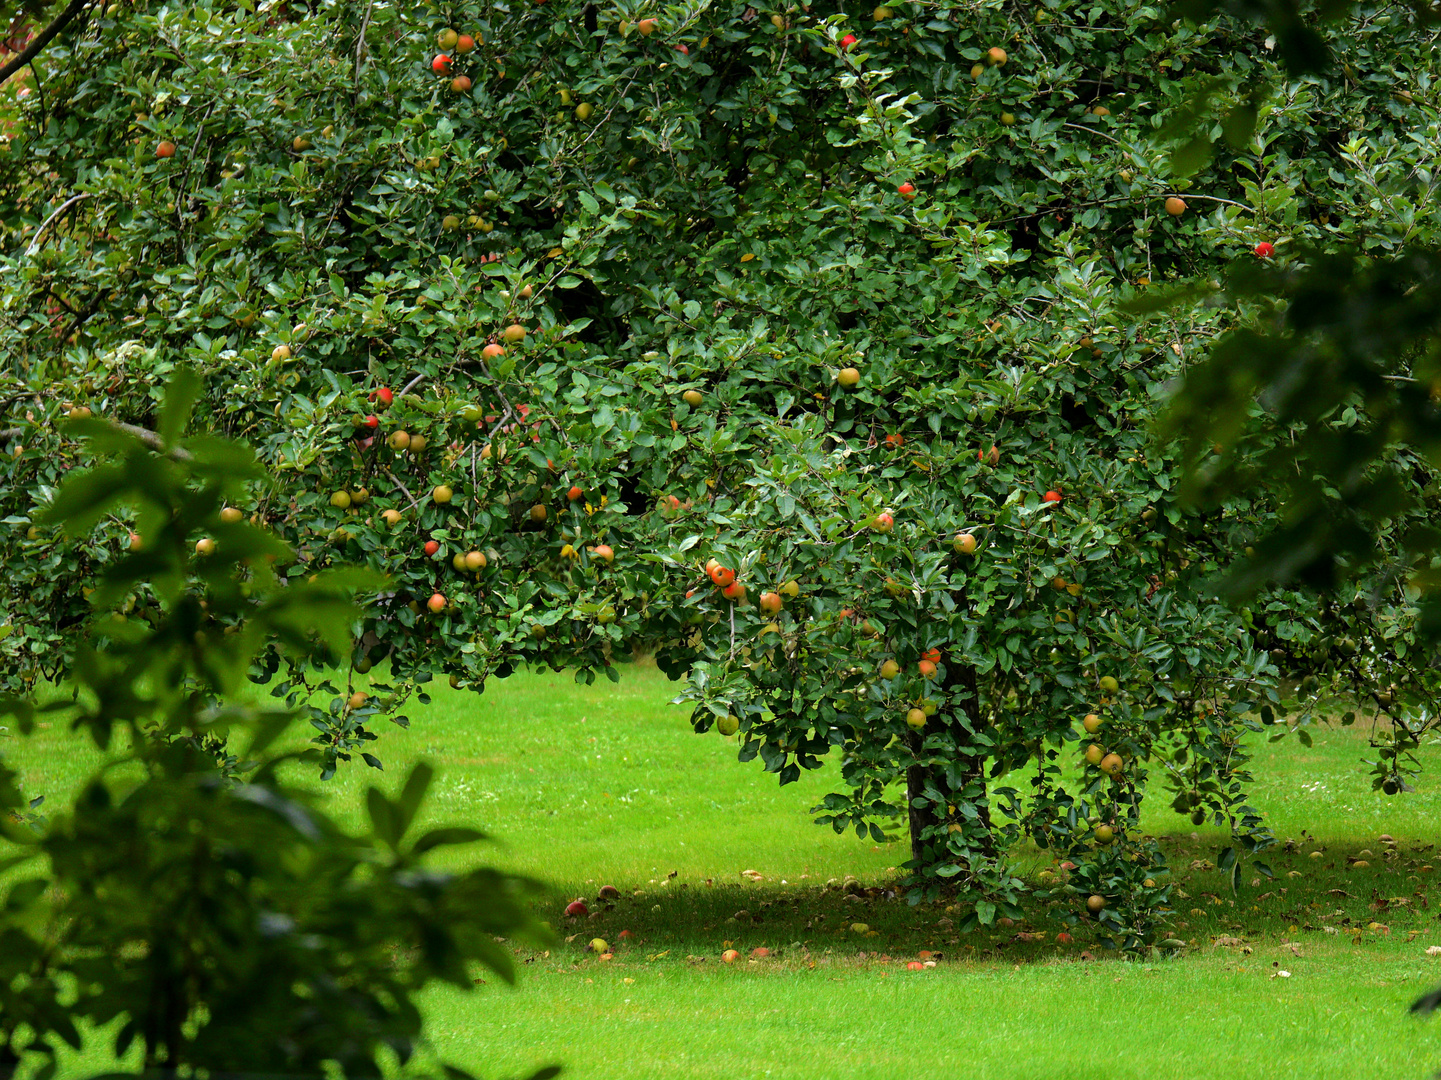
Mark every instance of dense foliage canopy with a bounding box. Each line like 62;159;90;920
3;0;1440;939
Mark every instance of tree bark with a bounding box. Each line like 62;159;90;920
0;0;90;87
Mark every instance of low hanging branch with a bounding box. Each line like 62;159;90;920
0;0;91;86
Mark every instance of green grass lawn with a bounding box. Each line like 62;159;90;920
7;662;1441;1079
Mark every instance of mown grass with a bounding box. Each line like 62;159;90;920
6;662;1441;1079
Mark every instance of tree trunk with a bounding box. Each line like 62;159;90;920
906;659;992;869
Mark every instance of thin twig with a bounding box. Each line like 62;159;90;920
24;192;92;256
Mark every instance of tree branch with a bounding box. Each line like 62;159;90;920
0;0;91;87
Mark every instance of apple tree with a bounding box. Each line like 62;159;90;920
2;0;1439;943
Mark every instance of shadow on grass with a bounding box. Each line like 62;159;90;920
524;833;1441;970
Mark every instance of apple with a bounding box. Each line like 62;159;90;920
452;552;468;571
1082;713;1102;734
389;430;411;451
898;181;916;200
128;532;143;551
918;660;937;678
465;550;488;570
427;592;447;613
874;5;893;17
953;532;977;554
884;433;905;448
836;367;861;387
567;485;584;501
564;898;588;917
438;27;459;49
906;960;926;970
369;387;394;408
220;506;243;524
638;17;657;34
840;33;857;49
361;415;380;430
657;494;681;512
271;344;292;363
433;485;453;504
575;103;593;121
456;33;476;52
1165;196;1186;216
432;53;452;74
424;539;441;556
1056;932;1073;944
979;444;1000;466
987;46;1007;65
871;512;894;533
1086;894;1106;914
906;707;926;729
682;389;704;407
750;946;771;959
195;537;215;556
482;343;505;361
156;140;176;158
709;563;736;588
722;580;747;602
530;504;547;523
1254;241;1274;258
328;490;351;510
451;75;472;93
759;591;783;614
1099;754;1123;778
1000;111;1015;125
1098;675;1119;694
674;43;689;54
589;937;608;953
348;691;367;710
971;63;985;79
503;323;527;343
592;544;615;563
1091;105;1110;116
1083;743;1104;766
922;647;941;663
1043;490;1061;504
717;714;740;736
780;580;800;598
879;659;899;679
772;13;786;27
721;949;740;963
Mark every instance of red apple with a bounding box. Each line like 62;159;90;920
722;580;747;602
709;563;736;588
424;540;440;557
1056;932;1074;944
456;33;476;52
674;43;688;54
432;53;452;74
906;960;926;970
750;947;771;958
758;591;783;614
156;140;177;159
871;512;894;533
369;386;394;408
451;75;472;93
362;414;379;429
1043;490;1062;504
567;485;584;501
897;182;916;201
721;949;740;963
427;592;447;613
840;33;858;48
565;899;589;917
1254;241;1274;258
592;544;615;563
